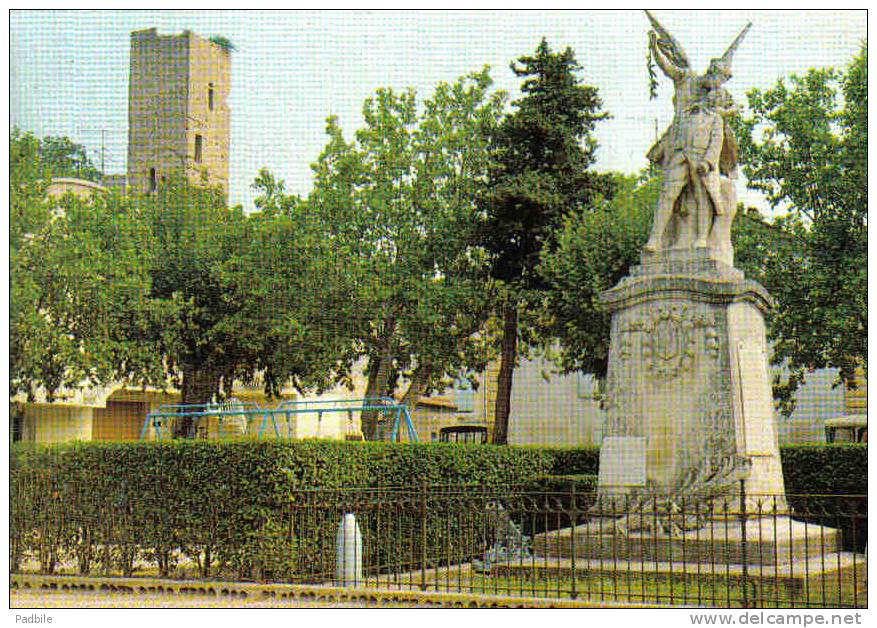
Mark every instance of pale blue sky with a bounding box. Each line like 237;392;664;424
10;10;866;211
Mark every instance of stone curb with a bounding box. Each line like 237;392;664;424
10;573;650;609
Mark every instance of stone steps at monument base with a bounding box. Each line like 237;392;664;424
532;517;840;565
492;552;867;601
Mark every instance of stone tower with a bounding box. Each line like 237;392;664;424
127;28;231;196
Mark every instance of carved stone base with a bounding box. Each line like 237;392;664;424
596;261;786;511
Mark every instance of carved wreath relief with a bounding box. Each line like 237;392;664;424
621;304;718;378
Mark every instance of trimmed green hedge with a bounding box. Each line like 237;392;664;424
779;444;867;496
10;440;552;581
540;444;867;497
10;441;866;581
780;445;867;552
540;444;867;551
542;446;600;477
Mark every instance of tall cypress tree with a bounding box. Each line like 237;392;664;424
482;39;609;444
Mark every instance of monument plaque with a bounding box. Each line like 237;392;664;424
736;341;776;456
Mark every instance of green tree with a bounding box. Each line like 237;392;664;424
538;174;656;380
537;175;783;384
137;177;343;436
38;134;103;181
300;68;506;439
480;39;610;444
733;47;867;404
10;129;159;400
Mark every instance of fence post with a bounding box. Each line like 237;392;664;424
569;481;578;600
336;513;362;587
420;481;428;591
739;478;748;608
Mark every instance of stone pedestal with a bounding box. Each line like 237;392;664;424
595;250;786;510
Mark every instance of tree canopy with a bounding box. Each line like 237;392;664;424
480;39;610;443
10;129;157;400
538;174;656;380
295;68;506;439
733;46;867;406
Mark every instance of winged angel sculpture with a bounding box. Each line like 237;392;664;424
643;11;751;262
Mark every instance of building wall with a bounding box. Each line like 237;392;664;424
844;366;867;416
506;358;603;447
21;404;94;443
46;178;107;199
127;29;230;196
127;28;188;195
92;401;145;441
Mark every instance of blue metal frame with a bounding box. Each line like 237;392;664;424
139;402;262;440
139;397;419;442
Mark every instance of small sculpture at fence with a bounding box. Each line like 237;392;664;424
472;501;531;573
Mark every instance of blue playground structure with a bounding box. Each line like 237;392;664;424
139;396;419;442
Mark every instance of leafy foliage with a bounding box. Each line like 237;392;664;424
10;129;158;400
10;131;347;414
277;68;507;438
11;440;552;580
482;39;610;287
538;174;656;379
480;39;611;443
541;443;866;497
208;35;236;52
733;47;867;405
36;133;103;181
779;444;867;496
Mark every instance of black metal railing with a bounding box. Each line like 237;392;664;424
9;474;867;608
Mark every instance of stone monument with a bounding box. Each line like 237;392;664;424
527;18;865;598
593;11;788;522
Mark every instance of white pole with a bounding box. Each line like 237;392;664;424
335;513;363;587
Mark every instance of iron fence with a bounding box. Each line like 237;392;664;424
9;475;867;608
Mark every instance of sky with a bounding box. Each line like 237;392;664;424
10;9;867;212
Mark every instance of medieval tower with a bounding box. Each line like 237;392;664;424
127;28;231;196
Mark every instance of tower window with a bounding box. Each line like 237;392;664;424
208;83;214;111
194;135;203;163
148;168;157;193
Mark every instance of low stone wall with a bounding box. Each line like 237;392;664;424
10;573;641;608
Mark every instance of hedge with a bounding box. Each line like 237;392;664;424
539;444;867;551
779;445;867;552
778;444;867;496
541;447;601;477
540;444;867;497
10;440;552;581
10;441;866;581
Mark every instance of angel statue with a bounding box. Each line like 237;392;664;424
643;11;751;263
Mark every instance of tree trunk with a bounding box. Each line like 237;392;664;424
175;365;220;438
400;365;433;440
492;301;518;445
361;316;396;440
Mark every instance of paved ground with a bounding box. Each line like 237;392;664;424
11;589;380;608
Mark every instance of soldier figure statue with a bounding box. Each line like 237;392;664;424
643;11;750;257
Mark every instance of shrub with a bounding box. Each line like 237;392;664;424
541;444;867;498
10;440;552;581
779;444;867;496
780;444;867;551
541;446;600;476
